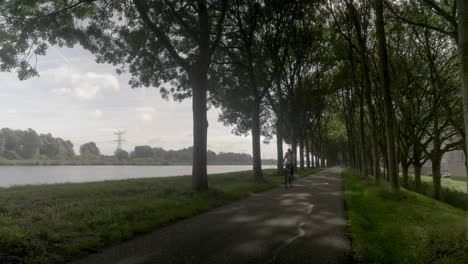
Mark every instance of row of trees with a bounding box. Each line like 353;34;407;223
0;0;334;190
117;146;254;164
327;0;466;200
0;0;466;193
0;128;101;160
0;128;254;164
0;128;75;160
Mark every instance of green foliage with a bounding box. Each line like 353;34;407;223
0;128;75;161
79;142;100;159
129;146;253;165
17;129;41;159
0;168;320;263
114;149;129;160
131;146;153;159
344;170;466;264
326;114;346;142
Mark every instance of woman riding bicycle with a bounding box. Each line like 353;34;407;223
283;148;295;189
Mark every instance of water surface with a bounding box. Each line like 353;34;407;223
0;165;276;187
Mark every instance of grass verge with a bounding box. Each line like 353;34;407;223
344;170;467;264
405;175;467;211
0;167;319;264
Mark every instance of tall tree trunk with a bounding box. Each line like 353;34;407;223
292;134;298;172
431;154;442;200
457;4;468;239
299;137;305;170
374;0;399;192
276;119;284;176
191;74;209;191
383;147;389;181
348;0;379;178
401;159;409;188
320;142;326;167
353;134;361;170
413;144;423;193
315;145;320;168
252;97;263;182
305;136;311;168
372;141;380;181
414;163;422;193
310;139;315;168
359;87;368;177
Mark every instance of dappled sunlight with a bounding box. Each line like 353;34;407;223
229;215;261;223
264;217;300;227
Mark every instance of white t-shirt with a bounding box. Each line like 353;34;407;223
284;152;294;164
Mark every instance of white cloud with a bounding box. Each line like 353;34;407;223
51;87;72;96
45;67;120;99
97;128;118;133
141;112;153;121
136;107;155;121
94;109;103;118
136;107;155;112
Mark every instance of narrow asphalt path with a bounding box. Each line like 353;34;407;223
73;167;352;264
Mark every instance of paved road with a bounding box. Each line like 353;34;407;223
73;167;352;264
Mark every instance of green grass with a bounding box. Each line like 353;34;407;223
404;175;467;211
418;175;467;194
344;170;467;264
0;168;319;264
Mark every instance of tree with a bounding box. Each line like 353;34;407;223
40;134;60;159
80;142;101;159
457;0;468;196
0;133;4;156
132;146;154;159
374;0;399;192
387;0;468;189
18;129;41;159
213;0;284;182
0;0;228;191
114;149;129;160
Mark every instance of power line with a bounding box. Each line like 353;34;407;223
113;131;126;150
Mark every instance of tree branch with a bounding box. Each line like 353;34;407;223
162;0;200;44
42;0;96;18
419;0;457;29
385;0;457;39
209;0;228;58
133;0;190;71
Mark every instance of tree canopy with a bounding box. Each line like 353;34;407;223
0;0;466;196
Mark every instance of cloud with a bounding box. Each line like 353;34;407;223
136;107;155;112
136;107;155;121
97;128;118;133
94;109;103;118
51;87;72;96
45;67;120;99
141;113;153;121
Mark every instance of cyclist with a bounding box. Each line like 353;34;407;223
283;148;294;188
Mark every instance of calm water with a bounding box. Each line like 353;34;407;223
0;165;276;187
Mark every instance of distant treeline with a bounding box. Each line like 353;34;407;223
0;128;272;165
115;146;255;165
0;128;75;161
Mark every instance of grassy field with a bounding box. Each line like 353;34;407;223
344;170;467;264
0;167;319;264
418;175;467;194
404;174;467;210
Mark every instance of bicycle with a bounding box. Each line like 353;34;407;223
284;164;294;189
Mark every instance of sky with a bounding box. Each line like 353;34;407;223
0;46;280;158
